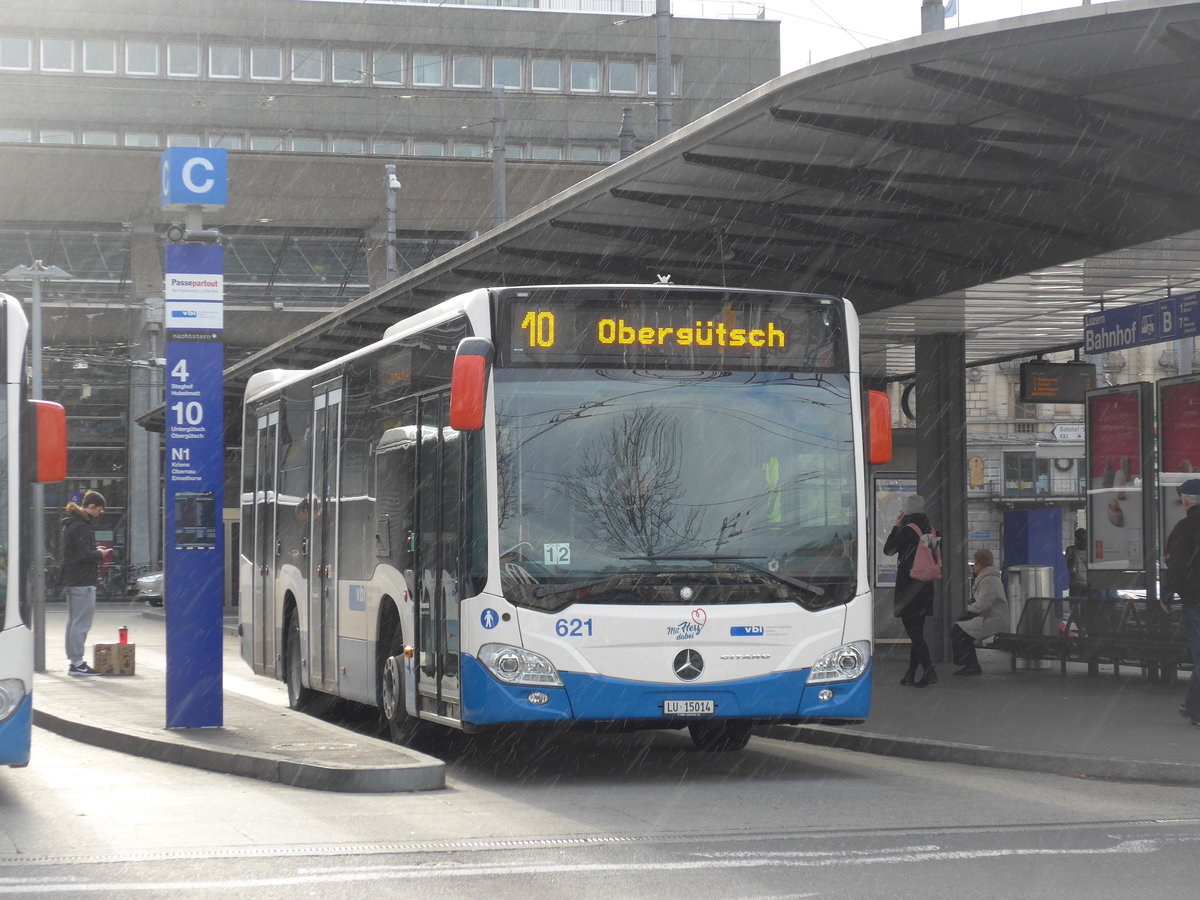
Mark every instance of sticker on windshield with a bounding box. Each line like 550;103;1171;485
543;542;571;565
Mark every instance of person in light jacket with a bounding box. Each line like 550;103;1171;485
951;548;1008;676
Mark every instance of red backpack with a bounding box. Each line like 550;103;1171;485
907;523;943;582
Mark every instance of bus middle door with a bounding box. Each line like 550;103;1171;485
308;380;343;693
250;407;279;676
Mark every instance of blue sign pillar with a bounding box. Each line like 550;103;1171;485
161;148;227;729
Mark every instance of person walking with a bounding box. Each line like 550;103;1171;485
60;490;107;676
884;494;938;687
951;549;1009;676
1161;478;1200;727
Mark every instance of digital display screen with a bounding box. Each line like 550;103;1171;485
174;491;217;551
494;286;847;372
1019;361;1096;403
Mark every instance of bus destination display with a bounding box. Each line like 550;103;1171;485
497;288;846;371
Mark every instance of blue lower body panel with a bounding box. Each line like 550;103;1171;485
0;693;32;767
461;655;871;727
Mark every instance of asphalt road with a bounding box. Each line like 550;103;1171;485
3;716;1198;897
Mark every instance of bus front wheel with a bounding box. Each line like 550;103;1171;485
689;721;753;752
285;612;315;711
379;630;420;744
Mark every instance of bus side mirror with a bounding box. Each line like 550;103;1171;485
27;399;67;483
868;390;892;465
449;337;494;432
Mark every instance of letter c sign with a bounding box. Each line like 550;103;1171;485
160;147;228;209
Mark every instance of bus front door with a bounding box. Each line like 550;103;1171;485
251;408;279;677
308;380;343;693
414;393;461;719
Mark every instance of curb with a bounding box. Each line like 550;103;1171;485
760;723;1200;787
32;706;445;793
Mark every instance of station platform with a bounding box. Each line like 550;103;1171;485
31;606;444;792
30;607;1200;788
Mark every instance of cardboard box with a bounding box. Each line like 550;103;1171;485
94;643;136;676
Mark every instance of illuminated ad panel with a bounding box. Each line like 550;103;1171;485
1086;387;1145;569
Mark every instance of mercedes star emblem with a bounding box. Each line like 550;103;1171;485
673;648;704;681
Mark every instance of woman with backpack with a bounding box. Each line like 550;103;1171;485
884;493;940;688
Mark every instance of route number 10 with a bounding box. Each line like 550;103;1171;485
169;358;203;425
520;310;556;348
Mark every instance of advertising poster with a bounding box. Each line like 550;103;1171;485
1159;376;1200;552
1086;389;1143;569
873;475;915;586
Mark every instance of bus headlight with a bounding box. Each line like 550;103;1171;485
478;644;563;687
0;679;27;723
806;640;870;684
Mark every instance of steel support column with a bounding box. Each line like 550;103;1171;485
914;332;967;663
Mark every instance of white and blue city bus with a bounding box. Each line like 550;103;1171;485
0;293;67;768
240;284;891;751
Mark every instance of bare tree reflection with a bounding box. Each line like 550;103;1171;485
559;406;702;557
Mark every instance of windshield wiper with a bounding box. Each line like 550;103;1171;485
620;554;825;598
531;574;629;600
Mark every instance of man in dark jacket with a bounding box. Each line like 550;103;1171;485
1162;478;1200;727
60;490;107;676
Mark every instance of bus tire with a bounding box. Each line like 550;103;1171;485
379;628;420;744
285;611;315;711
689;721;753;752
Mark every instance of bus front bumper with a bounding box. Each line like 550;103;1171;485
460;656;871;727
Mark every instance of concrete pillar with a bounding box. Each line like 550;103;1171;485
126;222;164;571
914;332;967;662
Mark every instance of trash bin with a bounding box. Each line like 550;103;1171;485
1006;565;1056;669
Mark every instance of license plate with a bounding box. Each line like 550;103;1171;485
663;699;714;716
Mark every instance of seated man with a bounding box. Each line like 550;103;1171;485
952;549;1009;676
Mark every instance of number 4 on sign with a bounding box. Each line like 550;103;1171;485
171;359;190;381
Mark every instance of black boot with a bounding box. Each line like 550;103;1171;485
915;666;938;688
900;668;917;686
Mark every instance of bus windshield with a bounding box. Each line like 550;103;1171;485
494;368;857;613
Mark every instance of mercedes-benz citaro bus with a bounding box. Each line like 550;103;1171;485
239;283;891;752
0;293;68;768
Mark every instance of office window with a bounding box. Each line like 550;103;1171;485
413;52;443;86
211;134;242;149
168;43;200;77
250;135;284;151
454;143;485;158
0;129;33;142
609;60;637;94
82;131;118;145
531;145;562;160
333;49;365;83
569;145;601;161
453;55;483;88
332;137;365;153
209;45;242;79
125;132;159;147
251;47;283;80
412;140;444;156
531;57;559;91
373;51;403;85
125;41;158;76
570;59;600;92
41;39;74;72
291;136;324;152
291;48;323;82
647;62;679;96
168;133;201;147
493;56;521;89
373;139;405;155
82;40;116;74
40;129;74;144
0;37;32;70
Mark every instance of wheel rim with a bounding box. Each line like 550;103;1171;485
381;655;402;721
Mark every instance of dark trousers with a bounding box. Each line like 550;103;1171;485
1183;605;1200;718
901;614;932;674
951;624;979;670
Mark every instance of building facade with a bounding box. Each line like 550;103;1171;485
0;0;780;577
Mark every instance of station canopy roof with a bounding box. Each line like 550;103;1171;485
230;0;1200;389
